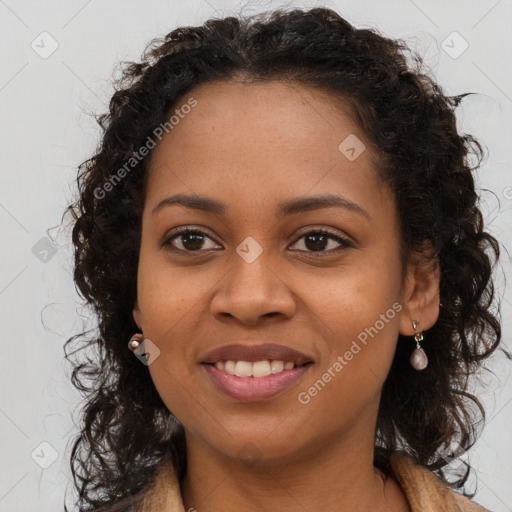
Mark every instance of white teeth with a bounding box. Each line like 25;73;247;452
235;361;252;377
252;360;271;378
224;360;236;375
213;359;298;377
270;360;284;374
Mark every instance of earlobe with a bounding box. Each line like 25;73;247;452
132;300;142;329
399;248;440;336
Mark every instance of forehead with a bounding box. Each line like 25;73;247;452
146;79;388;217
153;79;364;154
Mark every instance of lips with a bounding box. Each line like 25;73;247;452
200;343;315;366
203;363;313;402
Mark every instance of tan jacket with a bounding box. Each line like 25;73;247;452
104;452;491;511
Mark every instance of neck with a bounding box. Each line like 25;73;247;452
180;414;403;512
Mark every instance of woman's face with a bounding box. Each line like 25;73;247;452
133;80;435;463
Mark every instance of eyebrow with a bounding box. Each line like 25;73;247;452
151;193;370;220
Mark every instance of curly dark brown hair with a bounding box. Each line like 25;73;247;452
63;6;508;511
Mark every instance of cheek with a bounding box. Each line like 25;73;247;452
292;281;402;439
136;260;207;421
135;250;220;400
302;250;403;397
323;277;401;361
136;248;207;335
301;285;401;414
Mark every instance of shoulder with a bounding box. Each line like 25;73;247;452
389;452;491;512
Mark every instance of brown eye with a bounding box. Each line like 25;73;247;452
163;228;220;252
290;229;353;256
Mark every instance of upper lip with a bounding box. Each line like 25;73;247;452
201;343;314;365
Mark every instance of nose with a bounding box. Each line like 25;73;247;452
209;250;297;326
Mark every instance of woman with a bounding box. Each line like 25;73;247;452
64;7;505;511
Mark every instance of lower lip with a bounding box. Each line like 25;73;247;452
202;363;313;402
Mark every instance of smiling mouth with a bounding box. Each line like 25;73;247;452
202;361;314;402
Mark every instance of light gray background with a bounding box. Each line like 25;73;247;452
0;0;511;510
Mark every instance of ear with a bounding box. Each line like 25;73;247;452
133;299;142;330
399;244;440;336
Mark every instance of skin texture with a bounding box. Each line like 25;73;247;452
133;80;440;512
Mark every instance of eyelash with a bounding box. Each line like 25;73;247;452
162;227;353;257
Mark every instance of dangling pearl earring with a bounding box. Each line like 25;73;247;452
128;333;144;351
410;320;428;370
